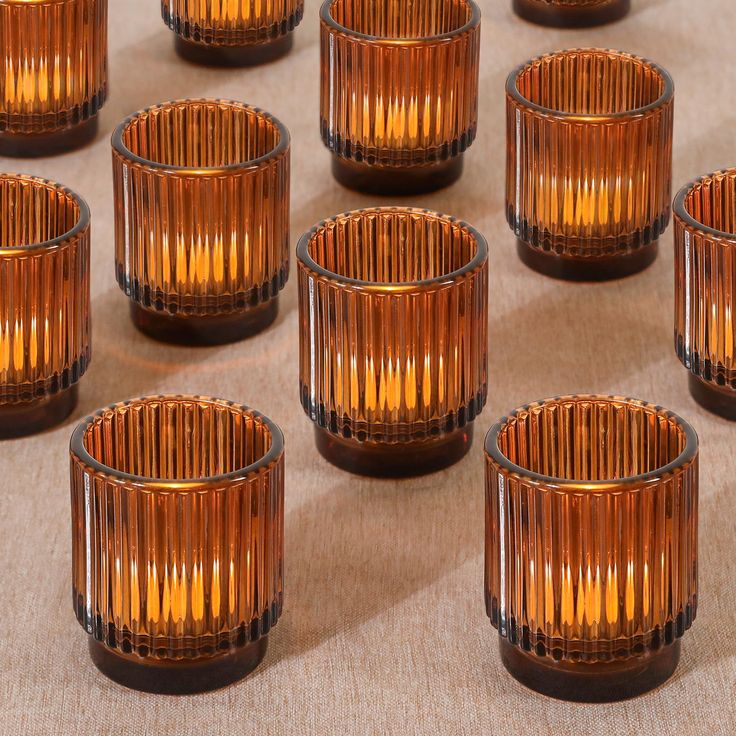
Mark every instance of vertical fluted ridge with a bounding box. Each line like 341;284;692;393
0;0;108;134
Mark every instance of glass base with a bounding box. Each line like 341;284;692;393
512;0;630;27
174;34;294;67
88;637;268;694
314;424;473;477
130;298;279;346
689;374;736;421
0;385;78;439
0;117;98;158
331;155;464;196
499;638;680;702
517;239;658;282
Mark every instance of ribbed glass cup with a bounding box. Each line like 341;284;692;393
674;170;736;420
320;0;481;195
162;0;303;66
298;207;488;477
485;395;698;702
0;0;108;157
0;174;91;438
506;49;674;281
512;0;630;28
112;99;290;346
70;396;285;694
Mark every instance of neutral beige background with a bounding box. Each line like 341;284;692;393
1;0;735;733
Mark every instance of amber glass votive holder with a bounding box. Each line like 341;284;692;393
485;395;699;702
112;99;290;346
675;170;736;420
162;0;303;66
298;207;488;477
513;0;630;28
0;0;108;157
507;49;673;281
320;0;481;195
0;174;91;439
70;396;285;694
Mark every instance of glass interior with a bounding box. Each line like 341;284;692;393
307;210;478;283
0;177;80;248
122;101;281;168
496;397;687;481
515;50;665;115
83;398;273;480
684;170;736;234
329;0;472;37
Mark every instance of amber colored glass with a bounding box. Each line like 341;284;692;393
485;395;698;702
0;174;91;439
506;49;674;281
297;207;488;477
319;0;481;195
112;99;290;346
513;0;629;28
674;170;736;420
70;396;285;694
162;0;303;66
0;0;108;157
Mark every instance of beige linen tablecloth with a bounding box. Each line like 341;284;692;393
1;0;735;733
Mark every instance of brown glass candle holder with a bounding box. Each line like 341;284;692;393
0;174;91;439
506;49;674;281
112;99;290;346
0;0;108;157
319;0;481;195
162;0;303;66
513;0;630;28
675;170;736;420
70;396;285;694
297;207;488;477
485;395;699;702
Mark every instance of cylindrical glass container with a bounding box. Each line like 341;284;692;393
298;207;488;477
506;49;674;281
112;99;290;346
485;395;699;702
0;0;108;157
0;174;91;439
319;0;481;195
70;396;285;694
513;0;630;28
675;170;736;420
162;0;304;66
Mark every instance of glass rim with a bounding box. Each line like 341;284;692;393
70;395;285;490
506;48;674;122
485;394;698;491
0;173;90;257
674;168;736;243
319;0;481;45
0;0;78;4
111;98;290;175
296;206;488;290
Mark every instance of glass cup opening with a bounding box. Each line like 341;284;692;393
512;49;671;117
490;396;694;484
0;175;86;250
116;100;286;171
326;0;474;39
302;209;482;285
79;397;276;482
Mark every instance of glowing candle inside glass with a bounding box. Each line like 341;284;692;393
485;395;699;702
319;0;481;195
506;48;674;281
298;207;488;477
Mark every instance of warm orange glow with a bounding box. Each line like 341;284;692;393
486;396;698;663
0;0;107;132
